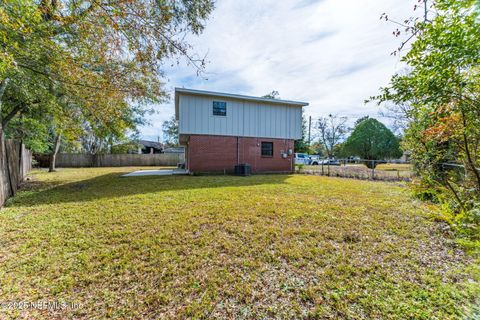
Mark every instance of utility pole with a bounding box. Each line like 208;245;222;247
308;116;312;145
424;0;428;23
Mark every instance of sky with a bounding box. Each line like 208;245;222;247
139;0;416;142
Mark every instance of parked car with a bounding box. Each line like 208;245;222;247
294;153;311;165
309;155;321;165
346;156;361;163
321;158;341;166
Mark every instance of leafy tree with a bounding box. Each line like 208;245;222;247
353;116;369;127
333;142;349;159
0;0;214;169
316;114;348;158
343;118;402;160
309;141;326;157
372;0;480;240
162;116;179;146
111;139;141;154
294;115;310;153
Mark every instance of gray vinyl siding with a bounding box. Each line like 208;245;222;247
178;94;302;139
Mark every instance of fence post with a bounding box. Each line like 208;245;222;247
327;163;330;176
321;162;324;175
371;160;375;180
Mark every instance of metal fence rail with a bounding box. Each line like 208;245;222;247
438;162;480;184
297;158;478;183
296;159;413;182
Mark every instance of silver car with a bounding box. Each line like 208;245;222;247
321;159;341;166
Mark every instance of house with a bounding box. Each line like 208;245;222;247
175;88;308;174
138;140;163;154
163;146;185;154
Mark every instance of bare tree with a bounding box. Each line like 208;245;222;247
380;0;433;56
262;91;280;99
317;114;348;158
379;102;412;135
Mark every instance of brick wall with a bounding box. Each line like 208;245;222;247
184;134;294;173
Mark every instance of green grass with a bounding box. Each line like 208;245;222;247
0;168;478;319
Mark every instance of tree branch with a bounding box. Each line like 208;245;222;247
2;104;26;128
0;78;9;101
443;178;465;211
0;78;10;131
17;63;131;93
56;2;99;31
460;109;480;189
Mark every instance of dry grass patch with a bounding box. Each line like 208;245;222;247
0;168;478;319
375;163;412;172
301;164;413;181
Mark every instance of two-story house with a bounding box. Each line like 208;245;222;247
175;88;308;174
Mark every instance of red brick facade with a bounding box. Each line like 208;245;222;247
182;134;294;174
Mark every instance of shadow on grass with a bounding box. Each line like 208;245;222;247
9;172;291;207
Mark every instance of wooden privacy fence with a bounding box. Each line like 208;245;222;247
35;153;185;168
0;137;33;207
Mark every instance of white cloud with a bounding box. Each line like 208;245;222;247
140;0;416;140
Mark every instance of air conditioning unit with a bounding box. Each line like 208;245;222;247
234;163;251;176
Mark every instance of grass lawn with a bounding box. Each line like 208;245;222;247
0;168;478;319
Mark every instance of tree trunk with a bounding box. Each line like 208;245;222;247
49;132;62;172
460;109;480;190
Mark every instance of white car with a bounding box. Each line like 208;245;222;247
309;155;321;165
294;153;311;165
321;158;341;166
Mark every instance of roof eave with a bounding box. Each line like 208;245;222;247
175;87;309;107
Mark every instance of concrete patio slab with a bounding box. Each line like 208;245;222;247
121;169;187;177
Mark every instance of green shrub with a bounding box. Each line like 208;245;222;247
295;164;305;172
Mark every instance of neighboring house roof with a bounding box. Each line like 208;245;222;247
139;140;163;150
175;88;309;120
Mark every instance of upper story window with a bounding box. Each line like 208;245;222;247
261;142;274;157
213;101;227;116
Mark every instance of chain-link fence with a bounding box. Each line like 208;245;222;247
438;162;480;187
295;159;413;182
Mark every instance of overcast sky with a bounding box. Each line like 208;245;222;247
140;0;416;141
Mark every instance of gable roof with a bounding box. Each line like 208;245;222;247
138;140;163;150
175;88;309;119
